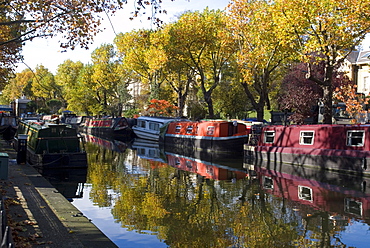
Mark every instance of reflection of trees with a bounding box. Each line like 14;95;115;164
85;143;357;247
85;142;132;207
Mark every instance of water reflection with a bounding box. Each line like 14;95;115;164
37;167;87;201
57;136;370;247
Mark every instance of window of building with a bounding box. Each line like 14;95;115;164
347;130;365;146
299;131;315;145
264;131;275;143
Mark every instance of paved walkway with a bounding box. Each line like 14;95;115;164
0;140;117;248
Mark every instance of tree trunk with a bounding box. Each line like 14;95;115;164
178;93;185;117
322;85;333;124
202;90;214;118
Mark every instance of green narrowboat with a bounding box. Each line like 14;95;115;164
16;120;87;168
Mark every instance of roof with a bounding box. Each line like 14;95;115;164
348;50;370;65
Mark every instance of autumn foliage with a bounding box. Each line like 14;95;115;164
145;99;178;117
334;85;369;123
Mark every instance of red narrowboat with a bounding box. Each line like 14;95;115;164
245;124;370;175
80;117;135;139
162;120;250;154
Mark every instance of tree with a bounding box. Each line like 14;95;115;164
150;28;196;117
145;99;178;116
31;65;59;109
115;29;166;101
273;0;370;124
91;44;121;116
279;62;323;124
70;64;98;115
280;59;355;124
55;60;84;108
0;0;165;85
2;69;34;103
227;0;295;122
164;9;235;118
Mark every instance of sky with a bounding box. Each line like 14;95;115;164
15;0;230;74
15;0;370;74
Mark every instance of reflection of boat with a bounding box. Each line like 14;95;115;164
36;167;87;201
16;120;87;168
131;138;165;162
132;116;187;141
251;161;370;223
166;151;247;180
81;133;131;153
245;124;370;175
163;119;250;154
132;137;248;180
81;116;136;138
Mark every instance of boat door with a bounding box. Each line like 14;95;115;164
228;121;238;136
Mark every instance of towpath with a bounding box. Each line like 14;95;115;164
0;139;118;248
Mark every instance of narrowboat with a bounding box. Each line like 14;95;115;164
0;115;17;140
162;119;250;154
132;116;187;141
80;116;135;139
16;120;87;168
244;124;370;175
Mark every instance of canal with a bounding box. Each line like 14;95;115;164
40;134;370;247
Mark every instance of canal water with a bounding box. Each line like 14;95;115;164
40;134;370;248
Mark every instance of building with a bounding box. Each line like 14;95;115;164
346;50;370;96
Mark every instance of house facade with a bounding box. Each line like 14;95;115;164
346;50;370;96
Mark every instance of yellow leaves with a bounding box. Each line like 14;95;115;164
142;192;169;219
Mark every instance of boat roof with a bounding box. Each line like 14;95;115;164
137;116;187;123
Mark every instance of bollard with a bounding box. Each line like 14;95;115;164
16;134;28;165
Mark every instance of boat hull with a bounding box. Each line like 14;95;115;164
165;135;248;154
27;148;88;168
245;144;370;175
80;117;136;139
131;127;160;141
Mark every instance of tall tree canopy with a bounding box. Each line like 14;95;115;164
164;9;235;118
227;0;295;122
273;0;370;123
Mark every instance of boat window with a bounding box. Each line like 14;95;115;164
186;126;193;134
175;125;181;133
206;126;215;135
149;122;160;131
264;131;275;143
139;120;146;128
263;176;273;190
298;186;313;201
347;130;365;146
344;198;362;217
299;131;315;145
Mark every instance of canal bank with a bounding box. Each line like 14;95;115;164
0;139;118;248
